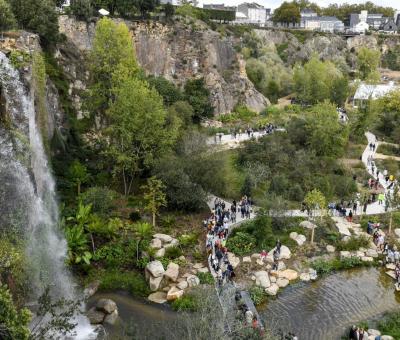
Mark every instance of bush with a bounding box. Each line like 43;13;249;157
226;232;257;256
171;295;198;311
97;270;150;297
312;256;370;275
81;187;117;215
378;311;400;339
129;210;141;222
249;285;268;306
335;235;370;251
178;233;199;247
165;246;183;259
197;272;214;285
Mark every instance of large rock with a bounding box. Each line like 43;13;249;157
276;278;289;288
266;245;291;261
242;256;251;263
149;275;164;291
290;232;306;246
278;269;298;281
265;283;279;296
227;252;240;269
87;307;105;324
340;251;351;259
394;228;400;238
167;287;184;301
146;260;165;278
361;256;374;262
84;281;100;298
254;271;271;288
326;245;335;253
300;273;311;282
153;233;173;243
104;310;119;325
164;238;179;248
300;221;317;229
165;262;180;282
150;238;162;249
148;292;168;304
155;248;165;258
187;275;200;287
96;299;117;314
366;249;378;258
386;263;396;270
367;329;381;337
386;270;396;279
177;280;188;290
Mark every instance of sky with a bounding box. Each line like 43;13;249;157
200;0;399;10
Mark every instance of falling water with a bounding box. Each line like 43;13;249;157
0;52;94;339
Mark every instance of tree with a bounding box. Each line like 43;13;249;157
133;222;152;260
164;2;175;19
273;1;301;26
134;0;160;18
8;0;59;46
67;160;90;195
184;78;214;122
141;176;167;227
70;0;93;21
0;0;16;38
147;75;183;106
357;47;381;82
106;77;177;196
304;189;326;243
0;284;31;340
87;17;138;121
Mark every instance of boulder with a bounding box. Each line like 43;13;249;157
278;269;298;281
254;271;271;288
386;263;396;270
326;245;335;253
294;234;307;246
164;238;179;248
256;259;265;266
265;283;279;296
103;310;118;325
149;276;164;291
178;255;186;261
87;307;105;324
340;251;351;259
146;261;165;278
96;299;117;314
148;292;168;304
193;263;204;269
187;275;200;287
394;228;400;238
276;278;289;288
367;329;381;337
270;276;277;283
153;234;173;243
242;256;251;263
165;262;180;282
84;281;100;298
167;287;184;301
361;256;374;262
381;336;394;340
266;245;291;261
251;253;261;259
386;270;396;279
150;238;162;249
300;273;311;282
300;221;317;229
277;261;286;271
289;232;298;239
366;249;378;258
227;252;240;269
309;268;318;280
197;267;209;273
177;280;188;290
356;251;365;258
155;248;166;258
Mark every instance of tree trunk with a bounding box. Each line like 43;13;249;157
90;233;95;254
389;211;393;235
311;228;315;244
152;212;156;227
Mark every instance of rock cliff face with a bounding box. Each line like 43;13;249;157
57;16;269;115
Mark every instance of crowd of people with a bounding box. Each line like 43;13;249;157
214;123;278;143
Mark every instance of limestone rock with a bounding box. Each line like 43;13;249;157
381;336;394;340
177;280;188;290
300;273;311;282
150;238;162;249
386;263;396;270
256;259;265;266
164;238;179;248
251;253;261;259
270;276;277;283
87;307;105;324
146;261;165;278
242;256;251;263
386;270;396;279
104;310;119;325
96;299;117;314
148;292;167;304
340;251;351;259
254;271;271;288
265;283;279;296
165;262;180;282
84;281;100;298
197;267;209;273
277;261;286;271
326;245;335;253
276;278;289;288
149;276;164;291
290;232;306;246
193;263;204;269
361;256;374;262
266;245;291;261
227;252;240;269
394;228;400;238
356;251;365;258
167;287;184;301
278;269;298;281
155;247;165;258
153;233;173;243
366;249;378;258
367;329;381;337
187;275;200;287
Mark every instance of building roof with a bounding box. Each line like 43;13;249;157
239;2;264;9
354;82;398;100
301;8;317;14
236;11;247;18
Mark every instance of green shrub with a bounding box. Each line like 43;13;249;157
171;295;199;311
312;256;370;275
160;215;176;230
80;187;117;215
165;246;183;259
226;232;257;256
249;285;268;306
378;311;400;339
335;235;370;251
178;233;199;247
97;270;149;297
197;272;214;285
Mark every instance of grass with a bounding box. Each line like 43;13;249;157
249;285;268;306
311;256;375;275
378;311;400;339
335;235;370;251
344;143;365;159
377;143;400;157
171;295;199;311
197;272;214;285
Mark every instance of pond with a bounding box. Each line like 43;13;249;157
260;267;400;340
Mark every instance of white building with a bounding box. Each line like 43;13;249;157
353;21;370;34
353;82;398;108
236;3;266;26
300;8;318;28
303;16;344;33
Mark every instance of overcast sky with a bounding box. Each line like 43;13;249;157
200;0;399;10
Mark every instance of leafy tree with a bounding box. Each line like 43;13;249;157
134;0;159;18
0;284;30;340
147;75;183;106
8;0;59;46
87;17;138;121
0;0;16;37
164;2;175;19
184;78;214;122
168;101;195;127
141;177;167;227
304;189;326;242
133;222;152;260
70;0;93;21
357;47;381;82
106;77;177;195
273;1;301;25
67;160;90;195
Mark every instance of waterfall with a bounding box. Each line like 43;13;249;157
0;52;94;339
